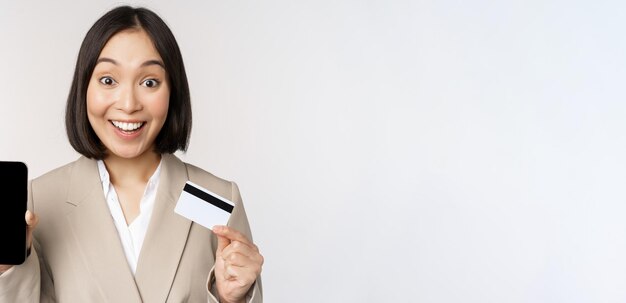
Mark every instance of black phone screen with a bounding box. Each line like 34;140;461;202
0;161;28;265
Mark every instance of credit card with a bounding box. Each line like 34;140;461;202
174;181;234;230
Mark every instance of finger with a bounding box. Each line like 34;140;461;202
222;264;259;285
223;263;239;281
222;251;253;268
25;211;39;249
224;252;264;272
222;240;259;259
215;234;231;257
26;211;39;228
221;249;264;275
212;225;254;247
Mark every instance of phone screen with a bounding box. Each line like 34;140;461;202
0;161;28;265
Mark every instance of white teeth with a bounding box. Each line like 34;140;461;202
112;121;144;131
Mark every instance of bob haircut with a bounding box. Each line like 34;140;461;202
66;6;192;159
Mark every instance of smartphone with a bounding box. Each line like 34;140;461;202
0;161;28;265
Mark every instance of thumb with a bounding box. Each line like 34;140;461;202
25;210;39;249
26;210;38;228
213;226;230;257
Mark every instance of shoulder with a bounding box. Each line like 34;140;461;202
184;162;229;184
168;155;239;201
29;157;96;222
31;157;85;194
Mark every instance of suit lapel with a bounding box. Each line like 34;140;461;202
134;154;192;302
65;157;142;302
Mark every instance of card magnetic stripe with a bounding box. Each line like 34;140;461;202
183;183;234;213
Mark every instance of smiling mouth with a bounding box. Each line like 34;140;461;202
110;120;146;133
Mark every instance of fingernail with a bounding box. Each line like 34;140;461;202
212;226;222;232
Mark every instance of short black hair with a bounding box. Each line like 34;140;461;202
65;6;192;159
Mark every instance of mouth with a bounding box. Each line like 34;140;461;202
110;120;146;133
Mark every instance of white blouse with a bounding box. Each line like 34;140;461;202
96;160;162;275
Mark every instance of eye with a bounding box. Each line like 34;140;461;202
99;76;116;86
142;79;160;88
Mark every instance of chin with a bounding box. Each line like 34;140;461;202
108;147;151;160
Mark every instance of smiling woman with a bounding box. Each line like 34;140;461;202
86;29;170;161
65;7;191;160
0;6;263;303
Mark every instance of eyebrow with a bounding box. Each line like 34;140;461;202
95;57;165;69
141;59;165;68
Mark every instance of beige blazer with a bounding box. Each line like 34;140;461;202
0;154;262;303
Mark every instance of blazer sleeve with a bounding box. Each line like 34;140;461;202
205;181;263;303
0;243;41;302
0;240;57;303
0;182;56;303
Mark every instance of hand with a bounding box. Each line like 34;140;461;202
212;225;264;303
0;210;38;274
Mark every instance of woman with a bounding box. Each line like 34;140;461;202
0;6;263;303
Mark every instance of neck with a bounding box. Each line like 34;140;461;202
103;151;161;185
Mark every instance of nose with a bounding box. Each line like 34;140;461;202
115;83;142;114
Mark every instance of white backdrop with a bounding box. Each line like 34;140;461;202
1;0;626;302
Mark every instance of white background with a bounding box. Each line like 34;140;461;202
1;1;626;302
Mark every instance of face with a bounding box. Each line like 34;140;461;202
86;29;169;160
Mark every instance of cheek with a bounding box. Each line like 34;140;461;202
148;88;170;123
86;81;111;118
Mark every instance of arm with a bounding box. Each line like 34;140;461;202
0;238;57;303
206;182;263;303
0;180;42;302
0;182;57;303
0;240;41;302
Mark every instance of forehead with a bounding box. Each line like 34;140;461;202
98;29;163;64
